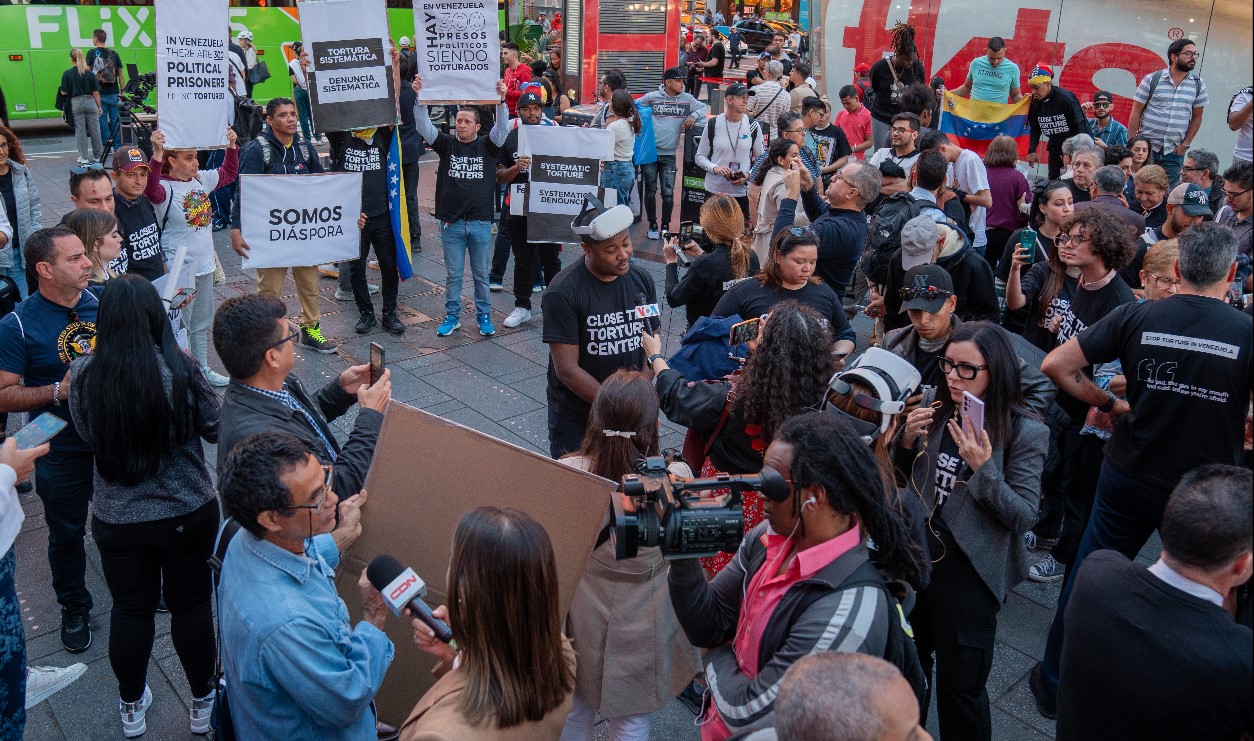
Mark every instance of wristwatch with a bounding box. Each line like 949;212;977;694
1097;392;1117;414
647;353;665;367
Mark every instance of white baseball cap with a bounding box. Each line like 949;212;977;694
399;36;411;48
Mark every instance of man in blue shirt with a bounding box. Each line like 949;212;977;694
0;226;99;654
217;431;394;740
1083;90;1130;150
949;37;1023;104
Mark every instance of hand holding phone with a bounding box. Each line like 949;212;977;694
729;317;761;346
13;413;68;450
961;391;985;438
1019;228;1037;265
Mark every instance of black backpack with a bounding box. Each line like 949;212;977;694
860;192;922;285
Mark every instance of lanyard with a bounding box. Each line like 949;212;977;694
723;116;745;162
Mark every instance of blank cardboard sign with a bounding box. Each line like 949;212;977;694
333;400;615;725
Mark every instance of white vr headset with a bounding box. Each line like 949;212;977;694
571;195;634;243
821;347;922;445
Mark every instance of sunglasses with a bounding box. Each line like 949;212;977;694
938;356;988;380
899;285;952;301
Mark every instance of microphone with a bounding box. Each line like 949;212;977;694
636;292;660;334
366;555;454;644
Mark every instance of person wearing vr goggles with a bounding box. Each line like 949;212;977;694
667;411;927;741
541;197;658;459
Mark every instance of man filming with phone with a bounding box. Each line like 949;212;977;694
695;83;765;219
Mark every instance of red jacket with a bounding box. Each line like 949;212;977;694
503;63;533;116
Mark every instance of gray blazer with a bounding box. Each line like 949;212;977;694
896;412;1048;601
0;161;41;270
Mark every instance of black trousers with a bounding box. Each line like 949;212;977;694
1047;148;1065;181
913;522;1000;741
351;213;399;315
985;226;1013;271
92;501;219;702
548;407;587;460
1051;430;1105;567
507;216;561;310
403;160;421;243
34;451;94;612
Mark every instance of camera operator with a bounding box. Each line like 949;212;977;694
399;507;575;740
667;411;925;741
662;194;760;329
216;431;391;739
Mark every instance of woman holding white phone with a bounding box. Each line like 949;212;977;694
892;320;1048;741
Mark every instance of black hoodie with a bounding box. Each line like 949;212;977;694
883;222;999;332
1027;84;1086;154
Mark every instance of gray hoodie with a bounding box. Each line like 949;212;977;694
637;86;708;152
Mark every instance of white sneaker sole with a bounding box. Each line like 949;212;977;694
24;664;87;709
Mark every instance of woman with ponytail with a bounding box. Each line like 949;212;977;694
667;411;927;741
558;370;701;741
663;193;760;328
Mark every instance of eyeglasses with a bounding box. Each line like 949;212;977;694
1144;271;1181;292
1055;233;1089;246
784;127;806;135
268;328;300;350
938;356;988;380
890;127;912;135
1177;51;1200;59
285;465;333;515
0;141;9;150
899;285;952;301
1223;187;1252;200
1181;166;1206;173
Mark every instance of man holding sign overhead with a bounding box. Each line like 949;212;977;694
412;75;510;338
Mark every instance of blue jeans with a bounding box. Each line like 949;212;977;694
1153;150;1184;188
293;87;315;142
442;219;493;317
0;550;26;738
601;161;636;211
639;153;677;228
1038;460;1173;700
99;93;120;153
1;243;27;299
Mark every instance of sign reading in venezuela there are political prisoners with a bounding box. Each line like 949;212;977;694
238;173;363;270
518;126;615;244
155;0;229;149
414;0;502;104
299;0;397;131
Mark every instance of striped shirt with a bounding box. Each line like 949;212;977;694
1133;69;1209;153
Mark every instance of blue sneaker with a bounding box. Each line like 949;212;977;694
477;313;495;336
436;315;461;337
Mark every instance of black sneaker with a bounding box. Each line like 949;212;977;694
677;680;705;715
1029;662;1057;719
299;323;337;353
61;608;91;653
381;312;406;335
355;311;378;334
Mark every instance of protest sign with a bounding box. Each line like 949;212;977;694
334;401;613;724
299;0;397;131
238;173;363;269
518;126;616;243
413;0;501;104
155;0;229;149
152;245;194;352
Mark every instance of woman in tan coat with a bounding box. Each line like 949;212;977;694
750;138;809;265
558;370;702;741
400;507;576;741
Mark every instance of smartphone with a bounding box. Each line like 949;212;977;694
13;413;68;450
675;221;697;267
369;342;386;386
1019;228;1037;265
961;391;985;437
729;317;761;346
918;384;938;409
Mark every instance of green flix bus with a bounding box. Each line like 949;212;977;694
0;1;506;124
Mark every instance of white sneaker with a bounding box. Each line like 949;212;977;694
335;285;380;301
119;685;153;738
190;692;214;735
503;307;532;328
75;157;90;165
25;663;87;709
201;367;230;388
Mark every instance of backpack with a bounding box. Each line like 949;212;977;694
704;115;761;161
91;48;118;86
255;133;318;173
1229;86;1254;127
856;79;875;110
860;192;922;285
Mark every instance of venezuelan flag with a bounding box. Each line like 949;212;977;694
388;127;413;280
938;91;1032;157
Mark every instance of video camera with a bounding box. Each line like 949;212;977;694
609;456;789;560
119;72;157;115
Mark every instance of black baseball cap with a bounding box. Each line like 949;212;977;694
878;160;907;180
517;90;544;109
899;264;955;314
725;83;750;97
663;67;686;81
1092;90;1113;104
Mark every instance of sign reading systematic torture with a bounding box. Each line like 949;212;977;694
300;0;397;131
518;126;615;243
414;0;502;104
238;173;363;270
155;0;229;149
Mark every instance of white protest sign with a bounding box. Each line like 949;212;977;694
239;173;363;270
518;126;615;243
414;0;501;104
300;0;397;131
155;0;230;149
152;245;193;352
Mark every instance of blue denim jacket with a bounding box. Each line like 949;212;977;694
219;531;394;740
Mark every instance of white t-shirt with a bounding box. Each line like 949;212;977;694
1231;88;1252;162
950;148;990;249
867;146;920;176
158;171;223;276
607;118;635;162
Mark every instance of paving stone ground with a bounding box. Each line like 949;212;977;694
9;105;1155;740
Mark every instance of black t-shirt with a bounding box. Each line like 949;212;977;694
85;47;124;95
0;170;16;251
809;124;852;173
1017;261;1077;354
1052;274;1135;420
712;278;854;343
60;68;99;98
912;343;942;388
706;42;727;80
113;192;165;281
542;259;660;422
429;130;500;223
664;245;760;328
1142;201;1167;232
498;127;530;185
932;427;963;516
1058;550;1254;741
1066;180;1091;204
1077;294;1253;489
867;57;927;123
998;228;1055;334
328;130;391;217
